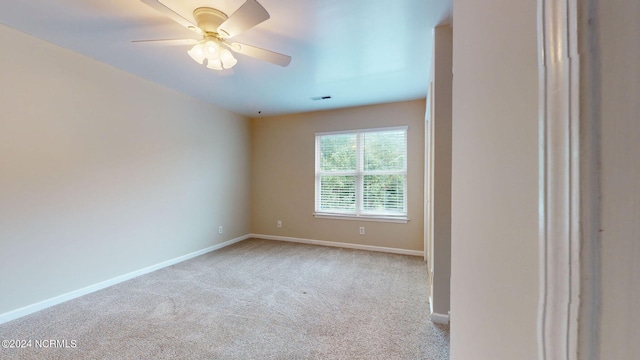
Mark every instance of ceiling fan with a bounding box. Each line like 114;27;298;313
135;0;291;70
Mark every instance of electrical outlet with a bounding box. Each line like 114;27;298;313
277;220;282;228
359;227;365;235
218;226;223;234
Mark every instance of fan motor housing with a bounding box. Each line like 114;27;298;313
193;7;228;33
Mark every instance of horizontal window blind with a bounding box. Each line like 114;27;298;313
315;127;407;218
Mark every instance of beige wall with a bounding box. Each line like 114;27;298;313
597;0;640;357
0;24;251;315
429;25;452;319
450;0;539;358
251;101;425;251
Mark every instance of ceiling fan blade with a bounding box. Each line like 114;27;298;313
217;0;270;38
140;0;202;34
132;39;198;46
228;42;291;67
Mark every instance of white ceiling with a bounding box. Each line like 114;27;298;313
0;0;452;117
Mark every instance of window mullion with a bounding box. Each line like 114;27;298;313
356;131;364;215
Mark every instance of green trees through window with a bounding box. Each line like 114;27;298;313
315;127;407;218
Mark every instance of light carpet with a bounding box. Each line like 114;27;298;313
0;239;449;359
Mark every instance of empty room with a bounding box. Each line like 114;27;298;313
2;0;639;359
0;0;451;358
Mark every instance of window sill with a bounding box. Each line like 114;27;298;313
313;213;409;224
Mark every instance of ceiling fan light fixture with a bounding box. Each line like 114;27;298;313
220;49;238;69
187;43;205;64
191;37;236;71
203;40;219;59
206;58;223;71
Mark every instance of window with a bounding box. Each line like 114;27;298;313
314;127;408;222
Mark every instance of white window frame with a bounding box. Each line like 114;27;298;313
314;126;409;223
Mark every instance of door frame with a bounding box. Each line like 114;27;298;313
537;0;600;358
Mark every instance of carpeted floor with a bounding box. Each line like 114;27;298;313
0;239;449;359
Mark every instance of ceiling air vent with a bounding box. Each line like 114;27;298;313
310;95;332;101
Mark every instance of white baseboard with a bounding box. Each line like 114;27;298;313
430;312;450;325
0;235;250;325
251;234;424;257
